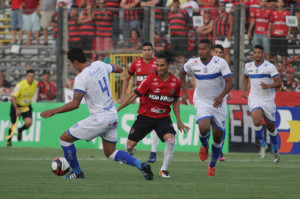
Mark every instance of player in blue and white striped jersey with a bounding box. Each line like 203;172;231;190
242;45;282;163
180;39;234;176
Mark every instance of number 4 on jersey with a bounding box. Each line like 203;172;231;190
98;77;110;97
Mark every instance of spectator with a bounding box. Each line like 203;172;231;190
166;0;187;8
22;0;40;46
50;1;67;52
141;0;164;34
248;0;272;61
198;0;219;19
168;0;191;60
78;0;96;59
0;72;11;88
268;0;291;71
94;0;114;55
182;0;199;17
292;1;300;45
68;5;81;49
123;28;143;50
213;2;233;65
40;0;56;46
280;67;297;91
105;0;121;48
154;30;170;54
120;0;141;41
38;70;57;101
296;75;300;92
8;0;23;44
197;9;214;41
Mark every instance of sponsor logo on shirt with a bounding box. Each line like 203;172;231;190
137;75;148;82
151;107;166;113
103;101;114;111
153;88;160;93
148;94;174;102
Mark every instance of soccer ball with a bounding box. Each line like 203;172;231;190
51;157;70;176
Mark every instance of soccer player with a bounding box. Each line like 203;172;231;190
118;51;190;178
120;42;160;163
180;39;234;176
41;48;153;180
7;69;38;147
242;45;282;163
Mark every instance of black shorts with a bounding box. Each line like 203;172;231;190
128;115;176;142
270;36;288;57
10;104;33;123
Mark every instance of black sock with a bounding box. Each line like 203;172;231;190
19;125;29;133
7;129;12;142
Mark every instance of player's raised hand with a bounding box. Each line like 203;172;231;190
40;109;56;119
213;96;223;108
177;121;190;134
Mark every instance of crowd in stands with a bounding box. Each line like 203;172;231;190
1;0;300;101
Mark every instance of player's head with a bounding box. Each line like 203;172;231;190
156;51;173;76
253;45;264;62
142;42;153;60
259;0;268;7
277;0;285;8
213;44;224;58
198;39;213;60
286;67;295;81
26;69;35;85
68;48;87;71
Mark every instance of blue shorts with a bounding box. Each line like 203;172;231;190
22;12;40;31
10;9;23;30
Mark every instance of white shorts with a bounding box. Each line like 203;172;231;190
68;113;118;143
215;37;231;48
194;99;227;131
248;99;276;123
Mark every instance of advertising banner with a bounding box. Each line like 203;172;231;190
0;102;229;153
228;90;300;154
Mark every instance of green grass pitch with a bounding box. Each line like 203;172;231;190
0;147;299;199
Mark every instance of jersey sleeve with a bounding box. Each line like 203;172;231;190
11;83;21;98
134;75;151;96
244;63;249;75
183;59;194;74
73;75;87;94
128;60;136;75
220;59;232;78
174;79;181;98
269;64;279;77
103;62;114;74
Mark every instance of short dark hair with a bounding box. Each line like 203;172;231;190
142;42;153;49
68;48;87;63
198;39;213;49
26;69;35;75
254;45;264;52
156;51;174;65
214;44;224;52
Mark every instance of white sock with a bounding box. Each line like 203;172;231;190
108;150;118;161
151;131;159;153
59;139;73;147
160;138;175;171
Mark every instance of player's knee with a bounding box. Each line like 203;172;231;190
267;125;275;133
213;136;222;144
253;120;262;127
199;127;210;135
165;137;175;146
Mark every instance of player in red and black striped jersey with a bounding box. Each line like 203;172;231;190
118;51;190;178
68;5;81;49
105;0;121;46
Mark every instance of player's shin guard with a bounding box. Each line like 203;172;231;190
199;132;210;148
209;141;222;168
269;129;278;152
60;139;82;175
254;126;266;147
161;138;175;171
151;131;159;153
110;150;142;170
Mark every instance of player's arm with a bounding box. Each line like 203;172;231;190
120;72;133;102
111;64;123;73
260;75;282;89
172;98;190;133
179;68;189;105
213;75;234;108
40;91;84;118
117;92;138;112
247;18;255;40
242;75;249;99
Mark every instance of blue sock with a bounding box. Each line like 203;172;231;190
209;142;222;168
115;150;142;170
269;130;278;152
254;126;266;147
61;144;82;174
199;132;210;148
